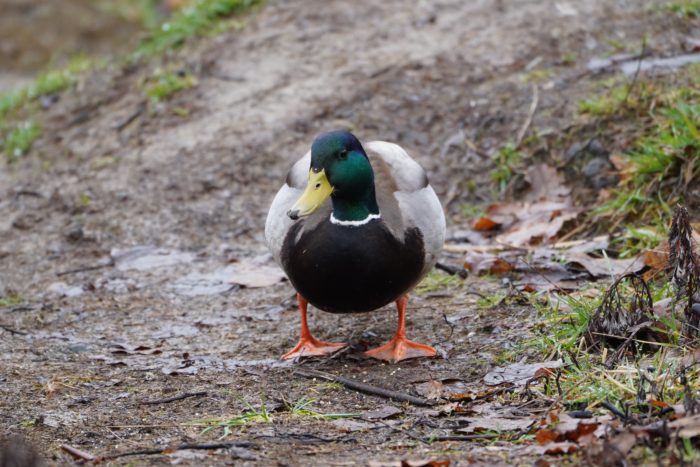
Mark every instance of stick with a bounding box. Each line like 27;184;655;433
113;103;145;131
141;391;208;405
430;434;499;442
295;369;434;406
56;262;113;277
515;84;539;148
102;442;254;460
363;417;430;445
435;262;468;278
0;324;27;335
60;444;96;462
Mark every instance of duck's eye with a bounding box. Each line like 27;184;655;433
338;149;348;160
314;183;321;189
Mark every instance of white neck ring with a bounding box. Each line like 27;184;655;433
330;213;381;227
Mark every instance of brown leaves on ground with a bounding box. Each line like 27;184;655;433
484;360;565;387
463;164;578;247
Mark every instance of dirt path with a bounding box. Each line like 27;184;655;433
0;0;678;465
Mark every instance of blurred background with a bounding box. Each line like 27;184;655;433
3;1;700;464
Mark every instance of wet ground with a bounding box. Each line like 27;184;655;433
0;0;693;465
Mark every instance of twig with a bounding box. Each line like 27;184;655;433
57;261;113;277
601;400;628;421
429;434;499;442
0;324;27;335
60;444;96;462
624;37;647;105
113;103;145;131
515;84;539;149
141;391;207;405
295;369;434;406
361;418;429;445
102;442;254;460
435;262;468;278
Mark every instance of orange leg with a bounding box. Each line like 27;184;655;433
281;294;347;360
365;295;436;363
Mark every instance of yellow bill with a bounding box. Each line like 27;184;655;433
287;169;333;219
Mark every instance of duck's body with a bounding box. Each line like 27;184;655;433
265;131;445;362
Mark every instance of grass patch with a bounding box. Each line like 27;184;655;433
143;68;197;103
283;397;359;420
134;0;261;58
189;397;358;437
190;399;273;437
491;143;525;192
664;0;700;17
3;121;41;160
416;270;461;294
576;68;700;232
507;277;692;416
0;292;22;308
0;56;94;122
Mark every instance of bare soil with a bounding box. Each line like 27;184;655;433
0;0;692;465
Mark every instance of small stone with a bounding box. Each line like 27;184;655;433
46;282;84;298
582;157;612;178
587;139;609;157
565;141;586;161
68;343;89;353
64;224;84;242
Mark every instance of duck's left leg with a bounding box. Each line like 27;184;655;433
282;294;347;360
365;294;436;363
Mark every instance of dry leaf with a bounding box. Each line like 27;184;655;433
473;217;501;231
484;360;565;386
457;416;534;433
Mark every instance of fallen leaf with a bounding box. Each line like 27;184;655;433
484;360;565;386
414;380;444;400
494;201;579;246
229;261;286;288
112;246;195;271
463;251;515;275
330;418;376;433
525;164;570;202
457;416;534;433
564;252;643;278
473;217;501;231
401;460;450;467
669;414;700;437
363;405;402;420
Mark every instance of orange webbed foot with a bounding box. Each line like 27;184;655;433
364;294;436;363
364;336;436;363
282;293;346;360
282;337;347;360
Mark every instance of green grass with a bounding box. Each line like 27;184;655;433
577;68;700;234
0;292;22;308
189;399;273;437
415;270;461;294
491;143;525;192
189;397;358;438
506;277;692;413
134;0;261;58
0;0;261;159
143;68;197;103
0;56;94;122
284;397;359;419
3;121;41;160
96;0;161;29
664;0;700;17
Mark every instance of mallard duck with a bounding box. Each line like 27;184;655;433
265;130;446;362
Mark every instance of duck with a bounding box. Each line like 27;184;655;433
265;130;446;362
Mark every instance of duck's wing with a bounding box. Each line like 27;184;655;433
265;151;330;264
366;141;446;277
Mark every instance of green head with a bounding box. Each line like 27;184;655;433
288;130;379;222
